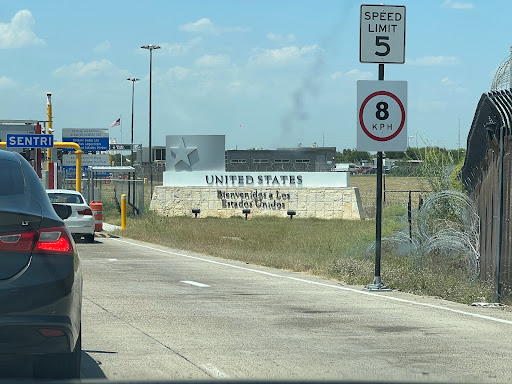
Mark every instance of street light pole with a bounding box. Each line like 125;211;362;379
141;44;160;197
127;77;140;166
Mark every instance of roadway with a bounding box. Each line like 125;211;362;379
79;235;512;381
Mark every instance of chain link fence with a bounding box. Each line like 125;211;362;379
62;166;146;216
351;174;432;218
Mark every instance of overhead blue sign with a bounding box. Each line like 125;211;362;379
62;128;109;151
62;137;109;151
7;134;54;148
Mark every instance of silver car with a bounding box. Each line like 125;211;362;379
47;190;95;243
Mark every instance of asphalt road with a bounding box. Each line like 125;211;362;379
79;235;512;382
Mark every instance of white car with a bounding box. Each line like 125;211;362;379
47;189;95;243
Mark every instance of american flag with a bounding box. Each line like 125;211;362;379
110;118;121;127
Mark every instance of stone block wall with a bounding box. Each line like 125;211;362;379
150;186;365;220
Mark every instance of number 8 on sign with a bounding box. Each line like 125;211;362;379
360;91;404;142
357;80;407;152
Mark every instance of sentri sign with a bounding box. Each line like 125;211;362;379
163;172;348;188
7;134;54;148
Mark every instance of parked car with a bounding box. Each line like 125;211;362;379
354;166;372;174
0;150;82;378
47;189;95;243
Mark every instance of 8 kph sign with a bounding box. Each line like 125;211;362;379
357;80;407;151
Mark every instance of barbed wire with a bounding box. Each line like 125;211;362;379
366;190;481;281
491;55;511;92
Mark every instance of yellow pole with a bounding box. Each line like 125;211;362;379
47;93;53;164
121;194;127;229
53;142;82;192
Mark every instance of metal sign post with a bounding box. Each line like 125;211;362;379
358;4;406;291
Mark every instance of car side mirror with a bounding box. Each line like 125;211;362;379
52;204;72;220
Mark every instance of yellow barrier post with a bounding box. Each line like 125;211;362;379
121;194;127;230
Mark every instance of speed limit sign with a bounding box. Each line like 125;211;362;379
357;80;407;151
360;4;406;64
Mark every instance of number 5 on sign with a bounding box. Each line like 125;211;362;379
357;80;407;152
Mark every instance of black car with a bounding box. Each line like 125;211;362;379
0;150;82;378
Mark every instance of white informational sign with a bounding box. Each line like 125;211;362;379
360;4;406;64
357;80;407;151
62;154;110;167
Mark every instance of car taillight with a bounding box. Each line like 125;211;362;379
34;227;74;255
0;231;36;252
77;208;93;216
0;227;74;255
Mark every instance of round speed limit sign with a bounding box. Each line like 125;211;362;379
356;80;407;151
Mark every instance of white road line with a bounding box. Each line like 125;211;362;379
108;258;118;261
201;363;229;378
181;280;210;288
112;238;512;326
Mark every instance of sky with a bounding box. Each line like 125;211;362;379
0;0;510;152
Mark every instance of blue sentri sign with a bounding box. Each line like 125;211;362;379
7;134;54;148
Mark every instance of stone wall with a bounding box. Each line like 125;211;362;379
150;186;365;220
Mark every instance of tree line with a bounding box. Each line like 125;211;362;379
336;147;466;164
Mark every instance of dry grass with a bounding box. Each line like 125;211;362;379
109;205;495;304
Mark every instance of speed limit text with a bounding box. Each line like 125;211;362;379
364;11;402;33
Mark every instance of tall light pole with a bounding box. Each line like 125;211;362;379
141;44;160;197
127;77;140;167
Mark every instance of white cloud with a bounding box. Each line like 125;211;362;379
248;45;322;67
442;0;474;9
94;40;111;53
407;56;458;66
195;54;231;68
0;76;16;89
344;69;373;80
166;66;194;81
160;37;202;56
180;18;250;34
441;77;466;93
266;33;296;44
329;69;372;80
0;10;45;49
53;59;115;78
330;71;342;80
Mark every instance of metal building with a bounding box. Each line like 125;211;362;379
225;147;336;172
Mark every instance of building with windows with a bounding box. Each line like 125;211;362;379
142;145;337;173
225;147;336;172
142;146;166;164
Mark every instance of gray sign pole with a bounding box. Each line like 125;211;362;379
366;64;391;291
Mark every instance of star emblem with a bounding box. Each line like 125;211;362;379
169;137;197;168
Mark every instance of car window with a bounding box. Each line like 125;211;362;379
0;160;24;196
48;193;84;204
